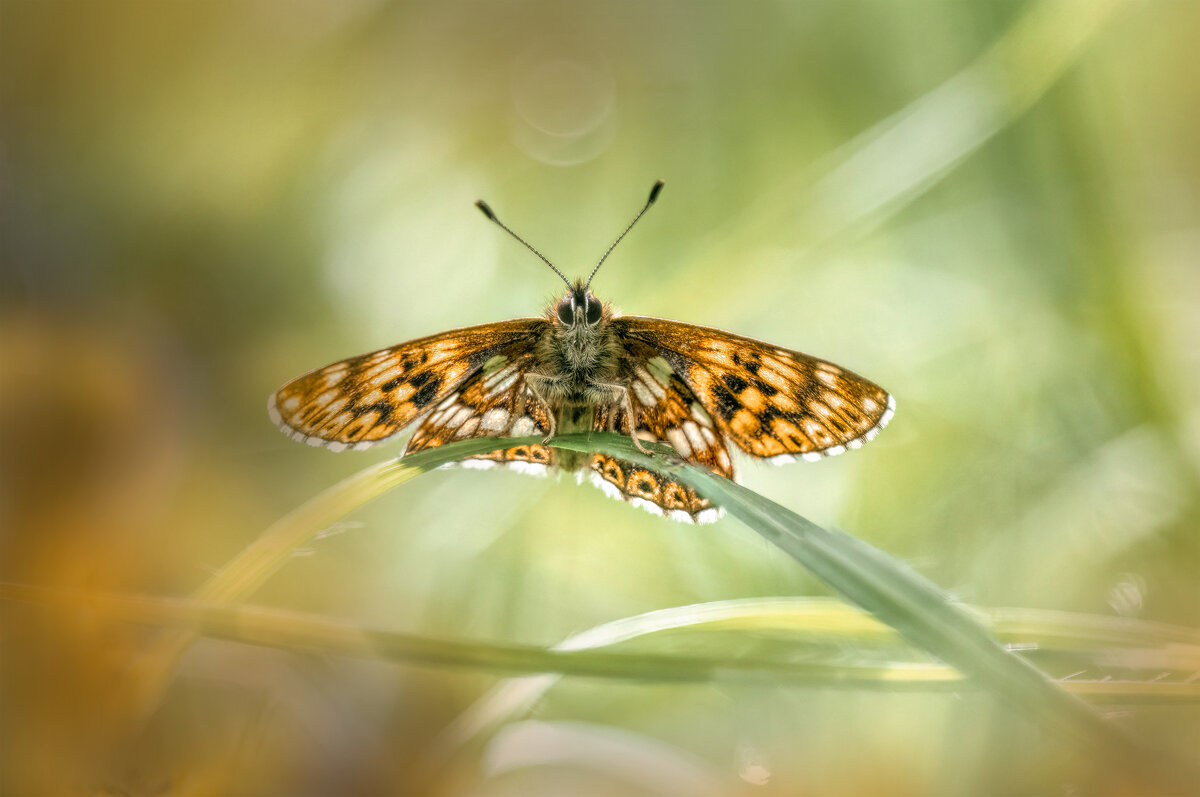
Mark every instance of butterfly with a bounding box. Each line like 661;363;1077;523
269;181;894;523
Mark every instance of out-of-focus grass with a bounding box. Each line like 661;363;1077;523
5;432;1198;794
4;0;1200;794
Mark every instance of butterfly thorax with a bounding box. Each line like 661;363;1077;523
530;286;626;467
540;316;620;391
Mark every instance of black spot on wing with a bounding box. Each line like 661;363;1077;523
382;364;439;393
354;401;394;422
820;409;853;435
412;376;442;408
722;374;749;394
751;377;779;396
732;351;762;374
710;384;741;420
755;404;783;425
466;346;503;368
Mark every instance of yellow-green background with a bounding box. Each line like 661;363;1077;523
2;1;1198;795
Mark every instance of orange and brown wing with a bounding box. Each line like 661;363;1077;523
612;316;894;463
582;355;732;524
268;318;549;451
585;452;722;524
403;347;557;474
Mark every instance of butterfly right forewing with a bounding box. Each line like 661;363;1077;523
613;316;894;463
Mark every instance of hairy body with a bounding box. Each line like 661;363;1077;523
529;280;635;469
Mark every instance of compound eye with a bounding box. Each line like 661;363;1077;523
556;298;574;324
585;297;602;324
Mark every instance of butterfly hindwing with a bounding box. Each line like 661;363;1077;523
403;347;557;475
611;346;736;479
586;452;721;524
612;317;894;463
582;353;731;523
402;338;726;522
269;319;549;451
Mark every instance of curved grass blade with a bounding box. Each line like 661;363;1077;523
549;432;1198;794
117;429;1192;793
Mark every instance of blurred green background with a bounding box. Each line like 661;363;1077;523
2;0;1198;794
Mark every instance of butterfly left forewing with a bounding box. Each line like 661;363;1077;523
269;318;548;451
612;316;894;463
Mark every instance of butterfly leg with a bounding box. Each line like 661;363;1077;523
593;381;652;456
523;374;559;442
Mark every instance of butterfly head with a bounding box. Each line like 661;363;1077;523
555;281;604;327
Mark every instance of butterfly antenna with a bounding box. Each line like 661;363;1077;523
475;198;572;290
585;179;664;289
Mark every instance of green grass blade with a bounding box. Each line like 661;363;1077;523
548;432;1197;792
